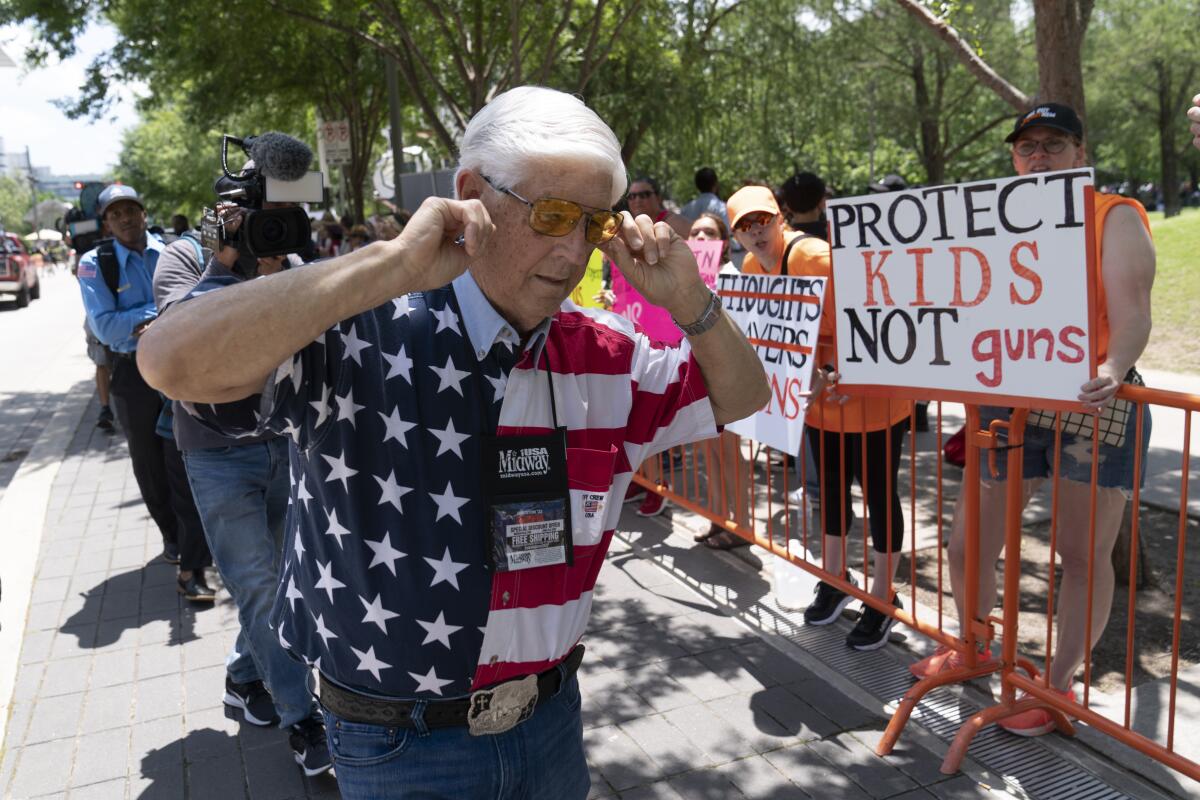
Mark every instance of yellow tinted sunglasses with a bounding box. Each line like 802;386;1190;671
483;175;621;245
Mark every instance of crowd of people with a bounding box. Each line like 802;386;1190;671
61;88;1200;797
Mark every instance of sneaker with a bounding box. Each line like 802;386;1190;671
177;571;216;603
846;594;902;651
636;491;667;517
998;688;1075;737
96;405;114;431
624;483;646;504
908;644;996;679
803;574;857;625
289;714;332;776
161;542;181;565
224;677;280;727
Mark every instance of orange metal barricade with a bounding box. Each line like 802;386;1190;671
630;383;1200;783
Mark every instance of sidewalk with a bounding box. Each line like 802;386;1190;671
0;395;1178;799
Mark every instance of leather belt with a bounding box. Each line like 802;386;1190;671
319;644;584;734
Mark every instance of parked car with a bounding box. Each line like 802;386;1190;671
0;232;40;308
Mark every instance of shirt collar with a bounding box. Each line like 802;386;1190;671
113;232;164;270
452;270;552;366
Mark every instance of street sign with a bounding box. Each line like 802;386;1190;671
319;120;352;166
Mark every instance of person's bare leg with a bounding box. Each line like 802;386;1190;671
948;479;1040;630
870;551;900;601
1048;480;1126;691
96;365;110;406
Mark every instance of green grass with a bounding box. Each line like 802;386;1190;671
1143;207;1200;373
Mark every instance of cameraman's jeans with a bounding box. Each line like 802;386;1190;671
183;437;315;726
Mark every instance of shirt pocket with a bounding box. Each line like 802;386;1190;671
566;445;618;547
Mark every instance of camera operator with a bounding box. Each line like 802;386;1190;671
152;148;330;777
76;185;212;595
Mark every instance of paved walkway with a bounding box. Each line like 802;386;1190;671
0;395;1178;799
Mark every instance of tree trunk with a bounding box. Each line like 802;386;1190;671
1032;0;1092;121
1112;501;1151;589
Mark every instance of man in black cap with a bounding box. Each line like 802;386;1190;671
780;171;829;240
77;184;213;601
868;173;908;193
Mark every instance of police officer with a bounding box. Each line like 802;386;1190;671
77;185;213;600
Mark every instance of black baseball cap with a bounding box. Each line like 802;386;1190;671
1005;103;1084;143
868;174;907;193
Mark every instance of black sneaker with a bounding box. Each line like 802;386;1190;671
803;574;857;625
161;542;180;565
224;677;280;727
289;714;332;777
96;405;114;432
846;594;903;651
177;571;216;602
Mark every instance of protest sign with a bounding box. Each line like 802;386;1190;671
570;250;607;309
717;272;827;453
611;239;724;343
827;168;1096;410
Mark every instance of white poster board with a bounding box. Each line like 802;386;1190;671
827;169;1097;410
319;120;352;166
718;272;827;452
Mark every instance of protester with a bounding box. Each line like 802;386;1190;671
626;175;693;238
151;212;330;775
868;173;908;193
1190;92;1200;150
680;167;730;226
688;212;750;545
780;171;829;240
911;103;1157;739
139;85;767;799
346;224;371;251
76;184;213;599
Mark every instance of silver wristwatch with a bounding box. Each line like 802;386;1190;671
673;290;723;337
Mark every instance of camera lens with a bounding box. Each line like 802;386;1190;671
260;217;286;244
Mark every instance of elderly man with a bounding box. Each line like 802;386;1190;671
140;86;767;798
912;103;1156;738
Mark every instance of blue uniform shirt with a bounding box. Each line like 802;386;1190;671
77;234;164;353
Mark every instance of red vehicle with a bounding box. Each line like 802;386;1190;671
0;231;40;308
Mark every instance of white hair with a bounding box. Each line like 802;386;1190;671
456;86;627;206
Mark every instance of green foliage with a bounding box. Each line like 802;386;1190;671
0;176;33;234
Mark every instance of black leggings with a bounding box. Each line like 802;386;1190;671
806;419;908;554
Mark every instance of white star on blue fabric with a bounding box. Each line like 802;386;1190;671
295;474;313;507
292;525;306;562
432;305;460;336
428;418;470;459
321;450;358;490
285;575;303;611
415;610;462;649
429;354;470;396
382;345;414;384
408;665;453;695
323;509;351;549
429;481;469;524
335;387;366;428
353;645;393;682
424;547;468;590
486;371;507;404
359;593;400;634
314;559;346;603
374;470;413;513
275;353;303;391
378;406;416;448
364;532;406;575
391;295;412;319
341;323;373;365
312;612;338;648
309;383;332;429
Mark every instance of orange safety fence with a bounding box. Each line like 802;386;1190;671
629;383;1200;783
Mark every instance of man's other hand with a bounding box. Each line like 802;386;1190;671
1189;93;1200;151
601;212;709;323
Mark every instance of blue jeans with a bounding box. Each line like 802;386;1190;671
183;438;316;726
322;674;588;799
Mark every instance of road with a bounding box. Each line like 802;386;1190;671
0;267;97;504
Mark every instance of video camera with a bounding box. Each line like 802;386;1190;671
200;132;324;259
62;182;109;254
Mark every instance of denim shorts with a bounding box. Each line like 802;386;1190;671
977;405;1152;491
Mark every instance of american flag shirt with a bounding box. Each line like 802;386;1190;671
188;270;716;698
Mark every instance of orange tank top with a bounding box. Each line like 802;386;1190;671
1091;193;1151;366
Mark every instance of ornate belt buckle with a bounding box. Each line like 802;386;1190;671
467;674;538;736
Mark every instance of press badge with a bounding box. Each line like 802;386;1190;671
481;430;573;572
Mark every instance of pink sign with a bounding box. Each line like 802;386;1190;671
611;239;724;344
